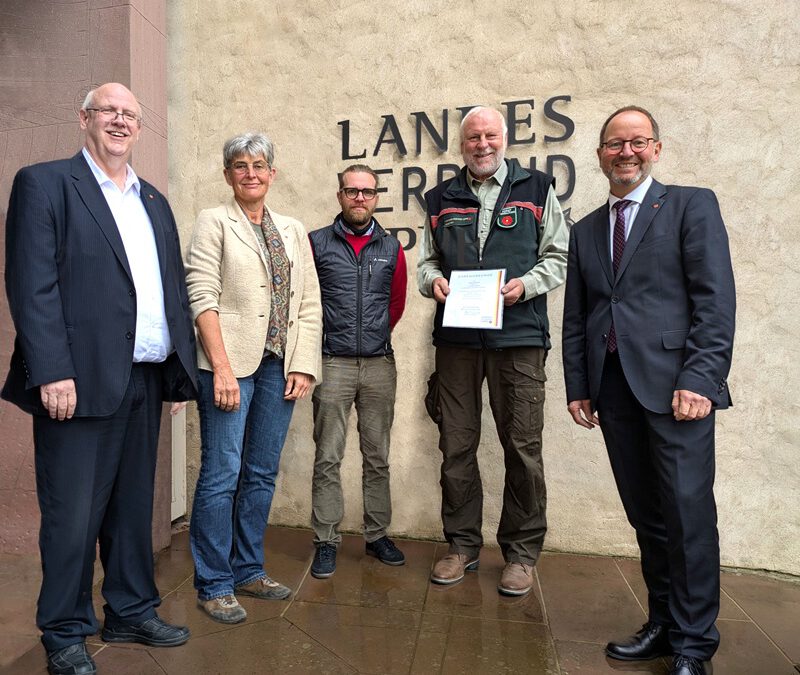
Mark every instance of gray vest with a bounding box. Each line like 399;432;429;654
309;217;399;356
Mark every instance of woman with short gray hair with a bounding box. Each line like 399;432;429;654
185;132;321;624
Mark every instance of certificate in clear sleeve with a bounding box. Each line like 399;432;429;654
442;269;506;329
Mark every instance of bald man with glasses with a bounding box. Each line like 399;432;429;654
3;83;197;674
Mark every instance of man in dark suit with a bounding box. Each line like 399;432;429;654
562;106;735;675
3;82;197;675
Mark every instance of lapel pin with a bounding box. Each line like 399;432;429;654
652;203;659;208
148;193;154;199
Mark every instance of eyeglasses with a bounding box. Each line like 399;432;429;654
339;187;378;200
599;137;656;153
85;107;141;123
229;161;272;175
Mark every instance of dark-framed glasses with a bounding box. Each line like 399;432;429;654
230;161;272;175
340;187;378;200
600;137;656;153
85;107;141;123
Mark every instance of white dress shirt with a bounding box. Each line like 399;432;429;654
607;175;653;262
82;148;172;362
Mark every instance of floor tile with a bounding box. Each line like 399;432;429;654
435;615;559;674
150;616;355;673
93;644;166;674
295;534;432;612
538;553;647;643
286;601;420;674
153;543;194;595
156;587;290;640
721;571;800;663
1;527;797;675
615;557;748;620
0;633;42;670
554;639;669;674
715;617;797;674
423;544;546;623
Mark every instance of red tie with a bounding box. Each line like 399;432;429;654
607;199;632;353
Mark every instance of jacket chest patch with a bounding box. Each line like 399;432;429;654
497;206;518;229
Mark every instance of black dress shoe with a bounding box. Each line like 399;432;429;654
101;616;190;647
670;655;713;674
47;642;96;675
606;621;671;661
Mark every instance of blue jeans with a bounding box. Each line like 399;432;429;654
190;357;295;600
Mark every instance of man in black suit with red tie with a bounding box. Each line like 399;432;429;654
3;82;197;675
562;106;735;675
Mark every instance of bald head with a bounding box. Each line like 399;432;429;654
79;82;143;181
82;83;142;121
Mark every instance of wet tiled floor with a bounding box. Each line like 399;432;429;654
2;526;798;674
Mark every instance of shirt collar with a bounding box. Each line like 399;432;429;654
467;159;508;193
337;215;375;237
82;147;140;195
608;175;653;209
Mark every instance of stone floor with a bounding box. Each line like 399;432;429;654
1;526;798;674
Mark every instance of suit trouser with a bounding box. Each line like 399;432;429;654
311;355;397;546
435;346;547;564
597;352;720;659
32;364;163;652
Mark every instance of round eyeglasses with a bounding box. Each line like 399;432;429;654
340;187;378;200
599;137;656;153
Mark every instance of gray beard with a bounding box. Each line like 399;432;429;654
610;168;645;186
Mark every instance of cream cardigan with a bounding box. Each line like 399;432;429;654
184;196;322;380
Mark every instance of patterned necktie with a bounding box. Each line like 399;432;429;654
607;199;632;353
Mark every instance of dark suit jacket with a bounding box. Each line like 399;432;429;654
2;152;198;417
562;179;735;414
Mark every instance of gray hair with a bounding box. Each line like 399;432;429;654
81;89;95;111
460;106;508;140
223;132;275;168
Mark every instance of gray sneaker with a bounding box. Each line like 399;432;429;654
236;576;292;600
199;595;247;624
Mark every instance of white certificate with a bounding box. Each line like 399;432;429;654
442;269;506;329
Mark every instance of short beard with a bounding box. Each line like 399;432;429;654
465;149;505;180
607;166;645;186
343;208;372;228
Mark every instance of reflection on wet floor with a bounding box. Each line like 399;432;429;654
1;525;798;674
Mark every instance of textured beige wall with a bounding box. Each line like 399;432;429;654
167;0;799;575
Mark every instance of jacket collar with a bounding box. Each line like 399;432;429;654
69;152;135;281
443;158;531;201
594;178;668;285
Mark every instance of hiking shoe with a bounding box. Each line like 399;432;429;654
236;576;292;600
198;595;247;624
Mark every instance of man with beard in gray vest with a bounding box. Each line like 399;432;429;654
308;164;407;578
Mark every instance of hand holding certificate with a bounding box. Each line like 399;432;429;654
442;269;506;329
